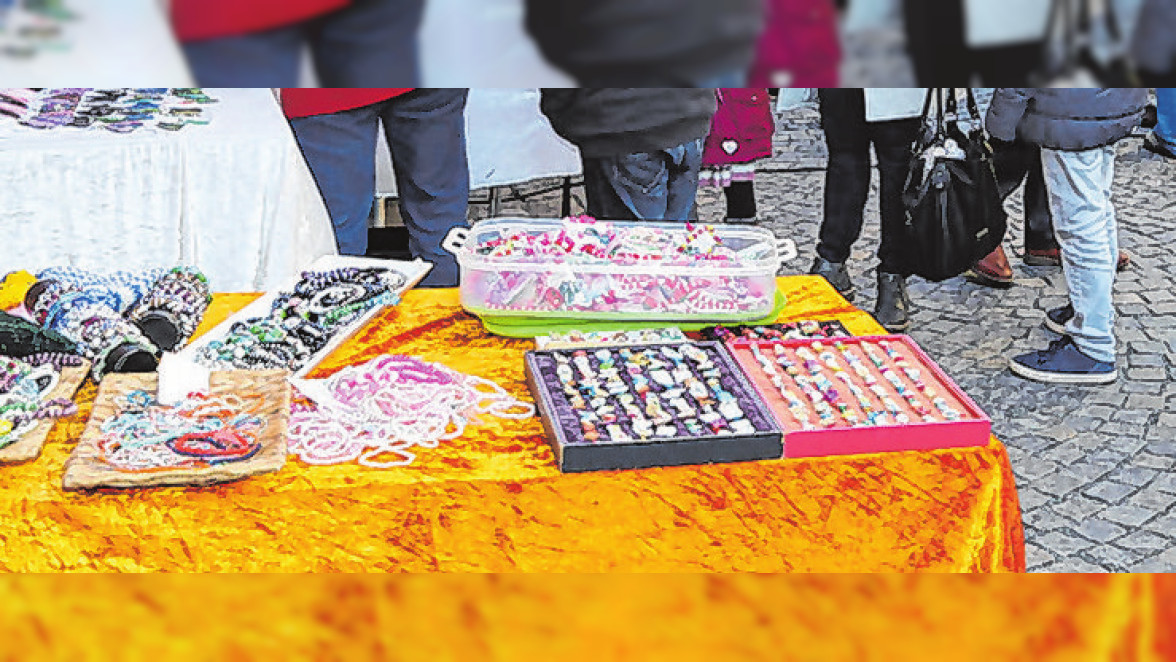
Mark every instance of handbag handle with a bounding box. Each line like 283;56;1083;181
919;88;948;143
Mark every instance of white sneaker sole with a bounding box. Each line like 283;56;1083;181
1043;317;1069;335
1008;359;1117;384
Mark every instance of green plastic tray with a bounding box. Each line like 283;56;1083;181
477;290;787;338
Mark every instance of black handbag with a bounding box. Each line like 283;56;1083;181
900;88;1006;283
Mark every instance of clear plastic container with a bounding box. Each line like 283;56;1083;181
444;218;796;322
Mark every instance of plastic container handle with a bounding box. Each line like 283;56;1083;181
442;227;470;255
776;238;798;267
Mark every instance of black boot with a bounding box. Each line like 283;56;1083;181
810;256;856;302
874;272;911;333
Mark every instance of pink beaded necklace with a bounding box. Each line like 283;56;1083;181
289;355;535;468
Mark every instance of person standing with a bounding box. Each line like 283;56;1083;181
525;0;763;86
987;88;1148;384
810;88;924;332
173;0;424;86
700;88;775;223
540;89;717;221
283;89;470;287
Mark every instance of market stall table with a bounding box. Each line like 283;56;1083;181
0;276;1025;572
0;88;337;292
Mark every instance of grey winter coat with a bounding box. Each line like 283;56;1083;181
985;88;1148;151
1132;0;1176;76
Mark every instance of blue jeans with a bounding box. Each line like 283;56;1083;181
181;0;424;86
581;138;705;221
1041;146;1119;364
1156;88;1176;150
290;89;470;287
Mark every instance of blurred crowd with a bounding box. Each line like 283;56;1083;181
1;0;1174;86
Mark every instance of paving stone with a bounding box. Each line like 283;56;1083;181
1100;504;1159;528
1083;481;1139;504
1074;518;1131;543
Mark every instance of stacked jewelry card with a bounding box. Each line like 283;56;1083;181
176;256;432;380
525;341;782;473
728;336;991;458
701;320;852;343
534;327;689;350
63;370;290;490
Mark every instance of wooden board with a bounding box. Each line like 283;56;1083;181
0;361;90;465
63;370;290;491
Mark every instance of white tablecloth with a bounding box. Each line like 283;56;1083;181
0;0;192;86
376;88;582;197
0;88;338;292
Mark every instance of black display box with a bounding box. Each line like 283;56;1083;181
524;341;783;473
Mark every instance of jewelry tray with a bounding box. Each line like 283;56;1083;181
524;341;783;473
173;255;432;379
727;336;992;458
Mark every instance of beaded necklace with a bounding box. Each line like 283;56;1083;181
200;268;405;372
96;390;266;472
288;355;535;468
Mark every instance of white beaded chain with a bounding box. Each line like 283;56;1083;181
288;355;535;468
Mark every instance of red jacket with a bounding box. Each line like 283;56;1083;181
281;89;415;119
172;0;350;42
702;88;774;167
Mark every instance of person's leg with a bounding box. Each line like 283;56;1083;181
663;137;706;221
724;180;758;221
309;0;426;86
1154;88;1176;149
181;25;304;86
288;105;383;255
815;89;871;266
1044;146;1118;364
380;89;470;287
901;0;969;85
869;116;921;332
810;89;872;301
1022;144;1059;251
870;118;921;276
581;152;672;221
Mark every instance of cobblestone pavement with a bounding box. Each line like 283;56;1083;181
485;107;1176;572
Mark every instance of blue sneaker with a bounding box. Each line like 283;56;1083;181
1009;337;1117;384
1044;304;1074;335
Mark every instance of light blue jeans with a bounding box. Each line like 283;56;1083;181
1156;88;1176;150
1041;146;1119;363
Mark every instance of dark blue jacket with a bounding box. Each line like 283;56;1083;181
985;88;1148;151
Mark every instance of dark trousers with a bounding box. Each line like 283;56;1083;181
992;138;1058;251
816;89;920;275
902;0;1041;86
289;89;470;287
182;0;424;86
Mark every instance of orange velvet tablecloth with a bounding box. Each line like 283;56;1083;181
0;277;1025;572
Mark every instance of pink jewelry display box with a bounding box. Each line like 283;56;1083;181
727;336;992;458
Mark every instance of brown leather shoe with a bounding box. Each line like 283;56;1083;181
1025;248;1130;272
965;245;1014;289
